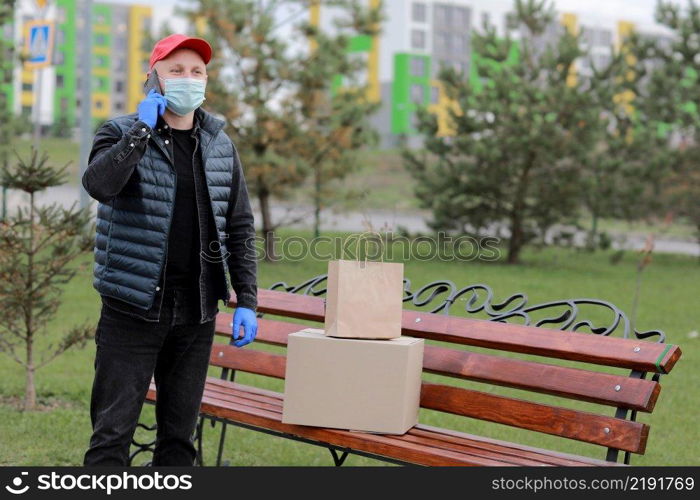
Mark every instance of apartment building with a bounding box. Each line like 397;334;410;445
6;0;152;135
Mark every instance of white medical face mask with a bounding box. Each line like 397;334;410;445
158;76;207;116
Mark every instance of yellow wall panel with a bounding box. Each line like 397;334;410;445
127;5;153;114
367;0;380;103
428;79;461;137
561;13;578;87
21;93;34;106
92;92;110;118
617;21;636;116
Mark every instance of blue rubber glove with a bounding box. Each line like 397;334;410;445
137;88;166;129
230;307;258;347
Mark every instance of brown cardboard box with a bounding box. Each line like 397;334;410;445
282;328;424;435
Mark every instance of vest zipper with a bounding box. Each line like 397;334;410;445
155;140;176;313
201;127;233;304
193;133;206;323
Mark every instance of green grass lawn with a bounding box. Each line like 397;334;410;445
0;229;698;466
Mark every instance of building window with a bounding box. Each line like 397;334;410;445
411;111;421;129
21;105;32;116
114;36;126;50
411;29;426;49
453;34;468;54
22;82;32;91
411;57;425;77
60;97;68;112
115;102;123;111
95;34;107;45
56;74;64;88
54;50;64;65
115;80;124;92
435;33;448;51
95;55;106;66
96;14;106;24
410;84;424;104
453;7;470;28
430;85;439;104
96;100;103;109
412;2;426;22
434;5;449;27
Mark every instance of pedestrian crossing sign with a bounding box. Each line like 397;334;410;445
24;20;55;69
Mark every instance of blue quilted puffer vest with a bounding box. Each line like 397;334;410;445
92;108;234;310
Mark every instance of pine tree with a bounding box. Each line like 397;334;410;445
1;0;32;221
577;44;669;251
404;0;598;264
626;1;700;259
0;148;95;411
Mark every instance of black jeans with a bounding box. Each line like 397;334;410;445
83;286;216;466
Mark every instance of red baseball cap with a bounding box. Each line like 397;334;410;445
149;34;212;70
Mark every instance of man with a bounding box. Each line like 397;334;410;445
81;34;259;466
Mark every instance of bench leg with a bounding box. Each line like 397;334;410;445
128;422;157;466
215;420;229;466
606;369;646;464
329;448;349;466
128;414;207;466
207;367;236;466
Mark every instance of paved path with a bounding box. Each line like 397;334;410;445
4;185;698;257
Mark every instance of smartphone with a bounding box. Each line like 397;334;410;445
143;67;163;95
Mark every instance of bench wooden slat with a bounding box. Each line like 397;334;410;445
203;343;648;453
198;392;514;466
212;318;662;412
410;424;621;466
398;432;573;466
146;380;619;466
209;343;286;379
420;382;649;453
229;289;681;374
423;345;660;412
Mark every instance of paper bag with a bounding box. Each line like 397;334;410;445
324;259;404;339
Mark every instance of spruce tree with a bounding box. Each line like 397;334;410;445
627;1;700;258
0;148;95;410
404;0;598;263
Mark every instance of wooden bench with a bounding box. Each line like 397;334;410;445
132;277;681;466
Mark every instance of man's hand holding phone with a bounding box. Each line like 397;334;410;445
137;88;167;129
